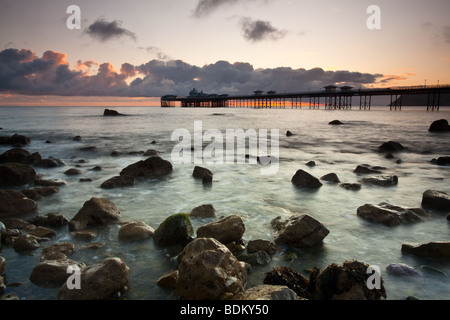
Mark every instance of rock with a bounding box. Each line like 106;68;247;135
378;141;406;152
192;166;213;184
73;136;82;141
143;149;159;157
100;175;136;189
311;260;386;300
329;120;343;125
401;241;450;258
153;213;193;247
28;226;56;238
118;221;154;242
305;161;316;167
357;202;430;226
232;284;299;300
247;239;279;255
58;257;130;300
361;175;398;187
196;215;245;245
429;119;450;132
13;234;40;252
176;237;247;300
1;217;35;231
69;197;121;230
64;168;82;176
79;146;97;152
0;148;40;165
421;190;450;212
40;242;75;261
447;212;450;221
386;263;422;277
263;266;310;299
271;214;329;248
0;134;31;146
21;186;59;201
238;250;271;266
320;173;340;183
353;164;383;175
34;178;67;187
70;230;97;241
0;163;37;187
0;190;38;218
286;130;294;136
157;270;178;289
190;204;216;218
37;157;66;168
30;258;86;288
103;109;123;116
431;156;450;166
291;169;322;189
120;156;173;179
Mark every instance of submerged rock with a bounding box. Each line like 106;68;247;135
340;183;361;191
357;202;430;226
176;237;247;300
291;169;322;189
271;214;329;248
386;263;422;277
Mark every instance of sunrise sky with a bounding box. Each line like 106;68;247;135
0;0;449;106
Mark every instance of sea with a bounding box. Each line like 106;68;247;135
0;105;449;300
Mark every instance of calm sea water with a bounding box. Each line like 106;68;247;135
0;105;449;300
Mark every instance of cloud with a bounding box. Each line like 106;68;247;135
443;26;450;44
192;0;239;18
0;48;384;98
85;19;136;42
240;17;286;42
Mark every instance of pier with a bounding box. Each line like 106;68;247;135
161;84;450;111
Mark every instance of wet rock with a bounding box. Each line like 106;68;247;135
357;202;430;226
0;190;38;218
103;109;123;116
58;257;130;300
120;156;173;179
0;163;37;187
232;284;299;300
353;164;383;175
291;169;322;189
263;266;310;299
190;204;216;218
386;263;422;277
157;270;178;289
401;241;450;258
34;178;67;187
69;197;121;230
79;146;97;152
286;130;294;136
429;119;450;132
196;215;245;245
153;213;193;247
100;175;136;189
13;234;40;252
311;260;386;300
238;250;271;266
37;157;66;168
176;237;247;300
329;120;343;125
30;258;85;288
431;156;450;166
0;148;41;165
40;242;75;261
421;190;450;212
73;136;81;141
64;168;82;176
118;221;154;242
320;173;340;183
361;175;398;187
247;239;279;255
378;141;406;152
271;214;329;248
143;149;159;157
1;217;35;231
28;226;56;238
193;166;213;184
70;230;97;241
0;134;31;146
341;183;361;192
305;161;316;167
21;186;59;201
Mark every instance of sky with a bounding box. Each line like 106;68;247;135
0;0;449;106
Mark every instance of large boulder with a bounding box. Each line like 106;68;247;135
0;148;41;165
120;156;173;179
357;202;430;226
0;163;37;187
118;221;154;242
401;241;450;258
429;119;450;132
100;175;136;189
57;257;130;300
176;237;248;300
196;215;245;245
153;213;193;247
69;198;121;230
271;214;329;248
30;258;86;288
421;190;450;212
0;190;38;218
291;170;322;189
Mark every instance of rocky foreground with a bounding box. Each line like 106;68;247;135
1;119;449;300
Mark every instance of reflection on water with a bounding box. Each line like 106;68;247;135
0;106;449;300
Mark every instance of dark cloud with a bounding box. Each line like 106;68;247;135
0;48;384;98
193;0;239;18
85;19;136;42
240;17;286;42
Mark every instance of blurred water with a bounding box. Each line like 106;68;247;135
0;105;449;300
